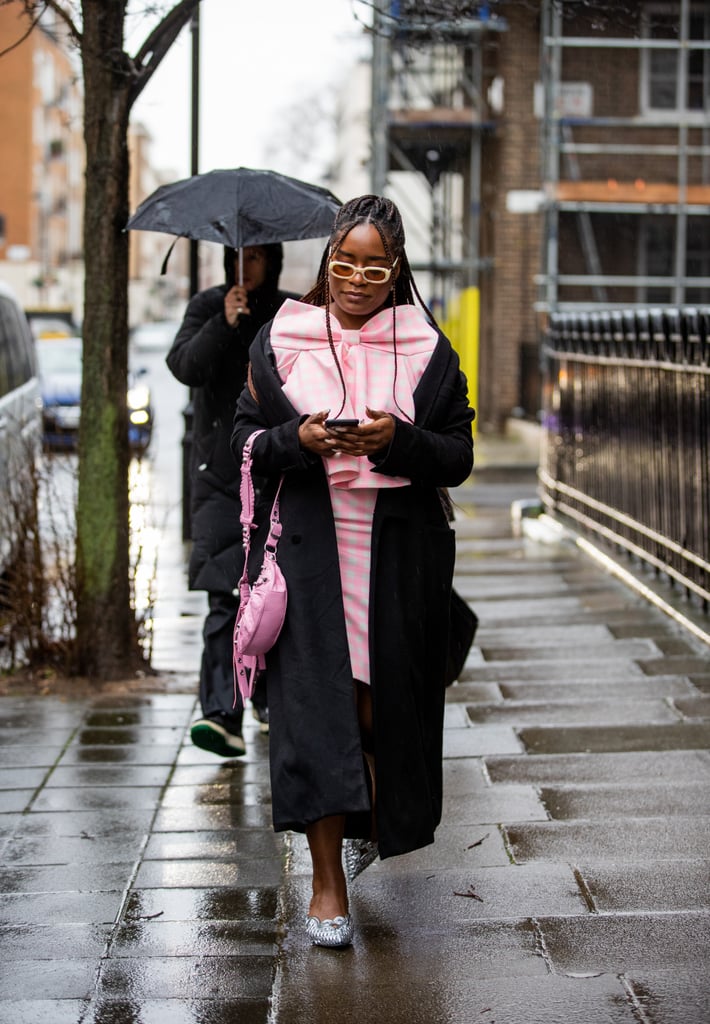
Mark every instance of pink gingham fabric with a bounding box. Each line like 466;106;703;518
270;299;438;682
271;299;438;490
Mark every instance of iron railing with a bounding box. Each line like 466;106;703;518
540;307;710;613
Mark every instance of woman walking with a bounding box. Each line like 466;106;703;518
231;195;475;946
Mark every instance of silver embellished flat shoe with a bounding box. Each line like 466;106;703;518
305;913;354;948
344;838;379;883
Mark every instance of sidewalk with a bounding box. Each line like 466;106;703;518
1;431;709;1023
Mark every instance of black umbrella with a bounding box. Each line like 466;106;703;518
126;166;341;250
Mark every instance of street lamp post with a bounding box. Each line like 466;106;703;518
182;6;200;541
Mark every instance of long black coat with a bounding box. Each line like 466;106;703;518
166;277;297;593
231;318;475;859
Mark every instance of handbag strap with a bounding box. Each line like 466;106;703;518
239;430;284;577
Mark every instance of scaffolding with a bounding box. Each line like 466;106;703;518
369;2;507;309
539;0;710;312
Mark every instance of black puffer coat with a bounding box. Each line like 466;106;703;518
166;246;297;592
231;316;475;859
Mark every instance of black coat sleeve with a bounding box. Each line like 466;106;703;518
165;286;236;388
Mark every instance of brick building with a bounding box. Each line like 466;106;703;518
0;4;84;316
356;0;709;432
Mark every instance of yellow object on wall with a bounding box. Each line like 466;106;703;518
437;287;479;433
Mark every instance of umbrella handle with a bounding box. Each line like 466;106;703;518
238;248;243;286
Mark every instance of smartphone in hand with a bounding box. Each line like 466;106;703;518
325;418;360;430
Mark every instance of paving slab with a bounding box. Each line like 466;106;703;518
519;722;710;753
459;656;650;680
505;818;710;863
625;970;710;1024
467;698;679;726
498;676;695;701
540;782;710;819
538;912;710;974
485;749;710;786
579;860;710;913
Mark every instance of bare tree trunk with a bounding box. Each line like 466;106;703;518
75;0;140;678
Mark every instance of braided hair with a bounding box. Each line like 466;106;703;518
300;195;437;419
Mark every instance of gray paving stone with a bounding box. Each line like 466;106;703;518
445;682;503;704
159;780;271;808
539;912;710;973
134;857;283;889
0;862;138;894
485;749;710;786
87;999;271;1024
32;785;164;812
59;745;181;766
443;725;523;757
674;694;710;719
357;862;588;921
0;890;122;925
505;818;710;863
461;660;647;682
153;804;273;832
0;922;112;960
2;833;147;865
0;768;50;790
444;785;546;825
479;639;663;662
123;886;278;923
71;726;184;747
519;722;710;754
96;954;274;1000
540;782;710;819
626;970;710;1024
45;763;173;787
467;698;678;726
580;860;710;913
499;676;696;701
0;1000;89;1024
442;758;492;794
0;790;34;812
0;959;97;1001
143;829;282;861
110;918;276;957
0;746;65;767
9;808;155;837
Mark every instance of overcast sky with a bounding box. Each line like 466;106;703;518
131;0;368;182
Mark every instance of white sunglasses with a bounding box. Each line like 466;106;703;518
328;257;399;284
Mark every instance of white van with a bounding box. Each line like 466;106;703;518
0;280;42;572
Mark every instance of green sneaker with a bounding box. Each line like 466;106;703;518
190;718;246;758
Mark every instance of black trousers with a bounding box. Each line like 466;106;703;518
199;590;267;733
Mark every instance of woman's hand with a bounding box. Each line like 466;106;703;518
299;409;395;459
224;285;250;326
298;411;335;456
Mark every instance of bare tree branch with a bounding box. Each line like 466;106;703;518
0;0;81;55
128;0;200;106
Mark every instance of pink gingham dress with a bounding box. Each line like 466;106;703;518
270;300;438;683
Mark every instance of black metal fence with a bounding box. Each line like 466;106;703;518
539;307;710;613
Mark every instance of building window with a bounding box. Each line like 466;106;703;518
639;217;710;304
641;4;710;115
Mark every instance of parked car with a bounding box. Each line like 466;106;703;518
36;336;153;454
0;281;42;573
130;320;181;352
26;307;81;341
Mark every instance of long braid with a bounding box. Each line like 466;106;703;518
299;195;436;422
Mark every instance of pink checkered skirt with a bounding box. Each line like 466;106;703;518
329;487;377;684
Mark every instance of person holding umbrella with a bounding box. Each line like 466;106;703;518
231;194;475;946
167;243;298;756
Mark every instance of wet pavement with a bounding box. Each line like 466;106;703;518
1;412;709;1022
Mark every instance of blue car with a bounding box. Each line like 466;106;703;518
36;336;153;453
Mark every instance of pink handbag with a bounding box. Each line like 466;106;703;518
232;430;287;705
